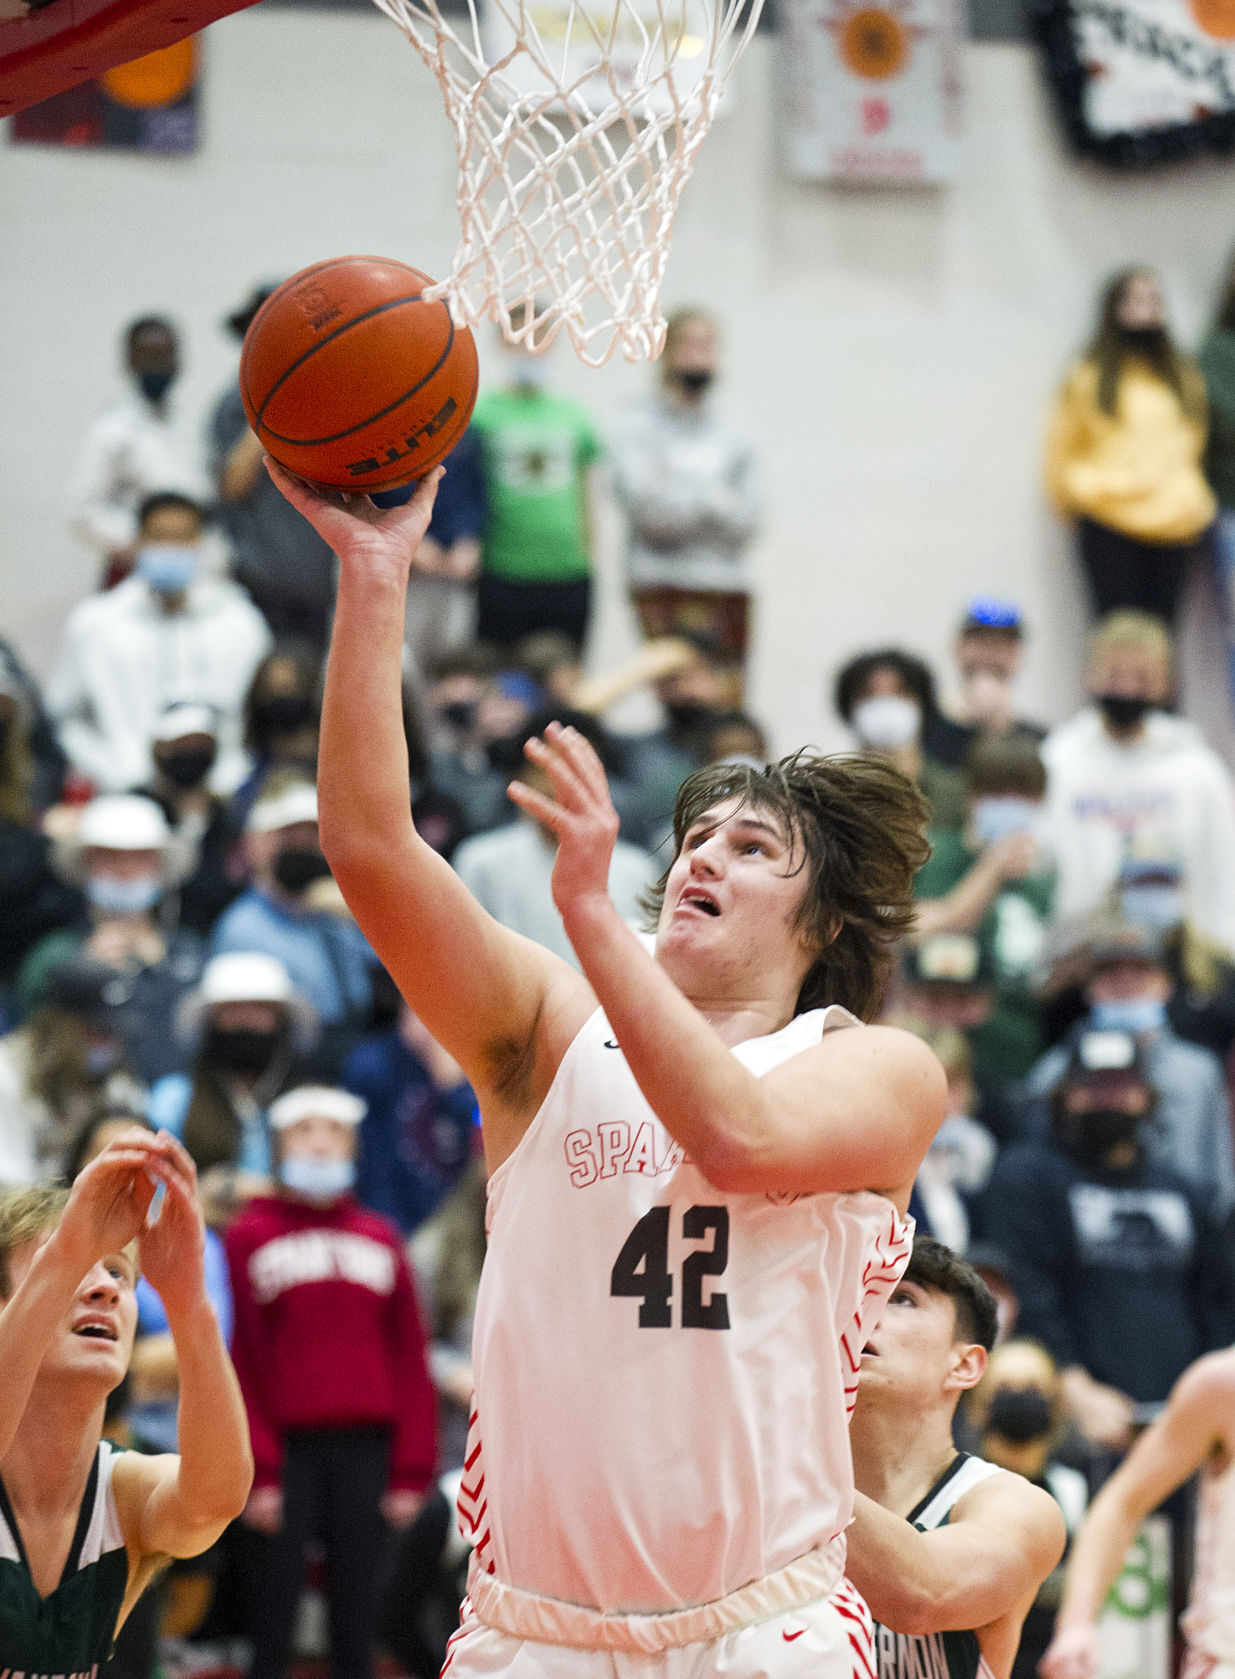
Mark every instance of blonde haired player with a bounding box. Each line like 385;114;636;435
0;1132;252;1676
1041;1346;1235;1679
268;461;946;1679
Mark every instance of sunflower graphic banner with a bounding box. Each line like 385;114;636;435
781;0;964;180
1030;0;1235;164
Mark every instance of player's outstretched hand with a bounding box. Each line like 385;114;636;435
54;1131;166;1277
508;722;619;919
138;1134;208;1322
264;457;444;577
1039;1625;1100;1679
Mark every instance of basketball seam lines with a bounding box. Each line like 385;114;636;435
252;294;455;445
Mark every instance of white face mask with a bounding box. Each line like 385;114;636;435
851;694;921;750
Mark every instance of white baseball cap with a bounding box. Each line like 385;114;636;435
247;782;319;834
177;951;319;1051
153;703;218;745
55;794;193;886
268;1085;367;1130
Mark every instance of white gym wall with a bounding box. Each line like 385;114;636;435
3;12;1235;755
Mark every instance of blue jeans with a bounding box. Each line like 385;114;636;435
1215;508;1235;697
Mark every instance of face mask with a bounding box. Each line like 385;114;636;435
252;695;316;738
440;699;478;732
664;701;718;737
1120;324;1168;353
985;1385;1054;1443
84;1042;124;1076
1056;1105;1143;1163
1090;997;1167;1035
273;846;331;895
278;1156;356;1201
1121;885;1183;933
1095;693;1152;731
970;797;1039;848
137;544;199;597
0;716;10;755
673;369;714;397
204;1026;283;1074
851;694;921;751
137;369;175;405
158;747;216;790
86;874;161;915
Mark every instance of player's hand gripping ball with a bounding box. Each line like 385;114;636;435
240;256;479;499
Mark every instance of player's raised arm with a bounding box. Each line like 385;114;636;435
115;1137;252;1558
1041;1353;1235;1679
0;1139;159;1463
847;1478;1065;1636
509;725;945;1201
266;464;591;1132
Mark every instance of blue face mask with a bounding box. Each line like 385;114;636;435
1120;885;1183;933
137;544;199;596
86;874;161;915
278;1156;356;1202
1091;998;1168;1035
970;797;1040;849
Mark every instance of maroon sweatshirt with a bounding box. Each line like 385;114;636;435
225;1193;437;1492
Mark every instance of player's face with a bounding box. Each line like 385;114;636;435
7;1237;139;1390
857;1280;972;1403
655;798;816;984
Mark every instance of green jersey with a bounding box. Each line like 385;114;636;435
872;1454;1005;1679
0;1441;130;1679
472;387;601;583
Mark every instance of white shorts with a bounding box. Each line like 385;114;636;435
440;1566;875;1679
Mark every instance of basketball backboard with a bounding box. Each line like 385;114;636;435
0;0;258;116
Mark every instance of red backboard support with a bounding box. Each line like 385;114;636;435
0;0;260;115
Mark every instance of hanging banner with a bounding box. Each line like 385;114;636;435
781;0;964;182
1030;0;1235;165
10;35;200;151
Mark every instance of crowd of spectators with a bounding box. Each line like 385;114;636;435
6;260;1235;1678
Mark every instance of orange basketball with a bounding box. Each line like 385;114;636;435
240;256;479;494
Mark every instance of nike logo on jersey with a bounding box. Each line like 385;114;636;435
783;1628;806;1642
604;1039;620;1049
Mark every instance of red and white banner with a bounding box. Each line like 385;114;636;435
781;0;964;181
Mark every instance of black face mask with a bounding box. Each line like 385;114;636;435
673;369;714;396
252;695;317;740
158;748;217;790
1056;1105;1143;1164
204;1025;283;1074
440;700;478;732
985;1385;1054;1444
1120;325;1169;354
664;701;718;739
0;715;10;755
273;846;331;895
1095;693;1152;731
137;369;176;405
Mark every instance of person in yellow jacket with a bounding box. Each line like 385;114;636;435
1046;268;1215;631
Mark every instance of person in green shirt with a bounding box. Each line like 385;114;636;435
912;734;1055;1085
470;308;603;653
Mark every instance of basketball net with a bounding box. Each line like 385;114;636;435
369;0;765;364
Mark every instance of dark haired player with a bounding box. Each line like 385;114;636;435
847;1237;1066;1679
0;1133;252;1676
269;462;946;1679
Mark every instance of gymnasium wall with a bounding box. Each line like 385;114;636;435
4;14;1235;756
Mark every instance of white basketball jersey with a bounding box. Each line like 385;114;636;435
1184;1454;1235;1665
462;1005;913;1616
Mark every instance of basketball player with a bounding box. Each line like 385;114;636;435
267;460;946;1678
0;1130;252;1675
846;1237;1066;1679
1041;1345;1235;1679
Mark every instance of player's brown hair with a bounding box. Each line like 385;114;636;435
903;1235;998;1351
0;1184;70;1298
642;751;931;1021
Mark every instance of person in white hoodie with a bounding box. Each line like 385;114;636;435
1041;611;1235;956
